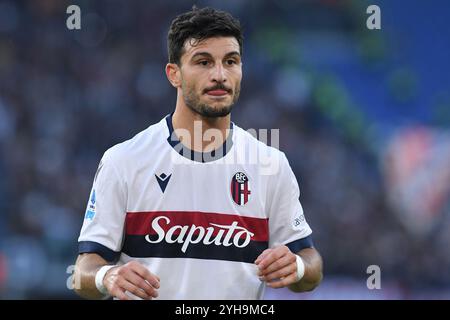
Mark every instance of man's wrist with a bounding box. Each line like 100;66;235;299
295;254;305;282
95;265;116;296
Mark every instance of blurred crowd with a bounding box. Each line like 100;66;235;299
0;0;450;298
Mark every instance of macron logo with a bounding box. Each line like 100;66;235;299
155;173;171;193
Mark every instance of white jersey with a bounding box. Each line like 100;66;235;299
78;114;313;300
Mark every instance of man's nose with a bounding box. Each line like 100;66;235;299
210;63;226;83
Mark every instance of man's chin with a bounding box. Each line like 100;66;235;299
196;104;232;118
203;95;232;106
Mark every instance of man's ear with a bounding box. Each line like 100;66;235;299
166;63;181;88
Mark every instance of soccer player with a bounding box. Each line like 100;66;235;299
73;6;323;300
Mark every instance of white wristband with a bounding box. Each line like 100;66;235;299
295;255;305;282
95;265;116;296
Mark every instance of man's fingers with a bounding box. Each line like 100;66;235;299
262;262;296;281
119;279;153;300
127;261;160;289
259;253;295;276
267;272;299;289
111;286;131;300
255;249;272;265
125;269;159;298
257;246;289;270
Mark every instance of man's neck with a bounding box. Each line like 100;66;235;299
172;103;231;153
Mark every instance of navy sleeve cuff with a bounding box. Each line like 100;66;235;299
286;235;314;253
78;241;120;262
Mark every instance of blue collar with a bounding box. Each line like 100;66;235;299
165;113;234;163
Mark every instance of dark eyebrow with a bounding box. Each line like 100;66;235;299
190;51;241;61
190;52;213;60
223;51;241;59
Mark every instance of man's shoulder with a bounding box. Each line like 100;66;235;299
233;122;286;159
102;116;167;165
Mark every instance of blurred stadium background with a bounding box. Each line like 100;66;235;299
1;0;450;299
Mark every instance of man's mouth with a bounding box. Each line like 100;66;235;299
206;89;229;96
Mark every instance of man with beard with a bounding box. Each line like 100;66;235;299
73;6;322;300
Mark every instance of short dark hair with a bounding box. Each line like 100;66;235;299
167;6;243;65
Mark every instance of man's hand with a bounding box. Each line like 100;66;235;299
103;261;160;300
255;245;323;292
254;245;299;288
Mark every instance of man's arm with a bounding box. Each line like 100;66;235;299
73;253;160;300
73;253;110;299
255;245;323;292
288;247;323;292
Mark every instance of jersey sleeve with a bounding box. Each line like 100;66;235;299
77;149;127;262
267;152;313;252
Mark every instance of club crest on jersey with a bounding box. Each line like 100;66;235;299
231;172;251;205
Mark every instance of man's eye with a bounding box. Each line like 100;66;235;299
198;61;209;66
226;59;236;65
